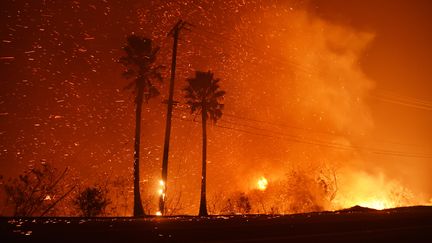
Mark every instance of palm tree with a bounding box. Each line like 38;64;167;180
184;71;225;216
120;35;163;217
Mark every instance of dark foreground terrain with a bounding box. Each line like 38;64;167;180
1;206;432;242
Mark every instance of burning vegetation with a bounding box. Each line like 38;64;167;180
1;0;431;217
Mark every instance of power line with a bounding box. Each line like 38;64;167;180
371;92;432;111
171;114;432;159
174;105;336;136
174;105;429;148
372;95;432;111
219;109;431;148
378;90;432;107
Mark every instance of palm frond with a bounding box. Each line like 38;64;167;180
119;35;163;103
183;70;225;122
213;90;226;98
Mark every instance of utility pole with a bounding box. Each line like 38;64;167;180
159;19;190;215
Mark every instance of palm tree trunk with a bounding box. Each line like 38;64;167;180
199;106;208;216
133;92;145;217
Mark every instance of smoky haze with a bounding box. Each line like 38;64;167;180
1;0;431;215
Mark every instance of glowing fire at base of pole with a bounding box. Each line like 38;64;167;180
158;179;166;199
157;179;166;215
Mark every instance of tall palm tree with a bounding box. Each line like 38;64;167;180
184;71;225;216
120;35;163;217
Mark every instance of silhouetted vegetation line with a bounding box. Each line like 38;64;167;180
184;71;225;216
119;35;163;217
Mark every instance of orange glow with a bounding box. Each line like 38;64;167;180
333;170;415;211
357;199;390;210
1;1;431;217
257;177;268;191
157;180;166;199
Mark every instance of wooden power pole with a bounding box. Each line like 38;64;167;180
159;20;190;215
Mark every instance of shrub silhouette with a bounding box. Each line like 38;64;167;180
74;186;110;217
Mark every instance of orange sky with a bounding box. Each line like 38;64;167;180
0;0;431;214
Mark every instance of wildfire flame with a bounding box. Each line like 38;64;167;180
155;211;162;216
257;176;268;191
158;180;166;199
358;199;390;210
333;171;416;211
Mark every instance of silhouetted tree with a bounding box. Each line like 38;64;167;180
120;35;163;217
2;163;74;216
184;71;225;216
73;186;110;217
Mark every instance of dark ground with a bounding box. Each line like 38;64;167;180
1;206;432;242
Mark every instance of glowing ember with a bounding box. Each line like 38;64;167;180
257;177;268;191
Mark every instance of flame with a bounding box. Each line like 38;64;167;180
340;197;396;210
334;170;414;211
155;211;162;216
357;199;391;210
257;176;268;191
157;180;166;199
